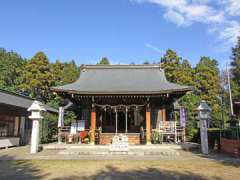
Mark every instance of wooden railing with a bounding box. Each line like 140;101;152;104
58;121;185;144
152;121;185;143
58;127;101;144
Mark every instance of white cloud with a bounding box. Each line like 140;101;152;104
146;0;186;8
141;0;225;25
132;0;240;48
191;0;212;3
218;21;240;44
163;10;188;26
221;0;240;16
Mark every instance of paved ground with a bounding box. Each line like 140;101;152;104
0;144;192;160
0;146;240;179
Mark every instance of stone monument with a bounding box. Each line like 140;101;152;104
197;100;211;154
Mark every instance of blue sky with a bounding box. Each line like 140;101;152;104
0;0;239;68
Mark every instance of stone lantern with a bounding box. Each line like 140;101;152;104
28;100;46;154
197;100;211;154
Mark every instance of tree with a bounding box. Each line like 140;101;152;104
48;59;80;111
51;60;80;86
143;60;150;64
194;57;221;127
160;49;195;86
176;59;195;86
61;60;80;84
230;37;240;102
160;49;199;140
19;52;54;103
160;49;182;83
51;60;65;86
98;57;110;65
179;92;200;141
219;69;231;124
0;48;26;92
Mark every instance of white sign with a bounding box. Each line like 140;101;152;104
70;121;85;134
110;142;129;152
77;120;85;131
70;122;77;134
110;135;129;152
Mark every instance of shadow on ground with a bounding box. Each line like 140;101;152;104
0;148;239;180
0;155;49;180
186;149;240;167
53;165;221;180
0;155;222;180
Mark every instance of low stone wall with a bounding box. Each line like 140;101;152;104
100;133;140;145
0;137;20;148
220;138;240;157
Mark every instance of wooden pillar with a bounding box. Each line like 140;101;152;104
20;116;25;145
125;107;128;134
159;109;163;121
14;117;19;136
146;104;151;145
162;108;166;121
115;108;118;135
90;106;96;145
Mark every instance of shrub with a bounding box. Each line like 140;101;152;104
151;130;163;144
207;128;221;148
187;128;199;142
222;127;240;140
40;112;58;143
193;128;221;148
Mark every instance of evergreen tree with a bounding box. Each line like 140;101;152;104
98;57;110;65
0;48;26;91
61;60;80;84
52;60;80;86
176;59;195;86
49;59;80;110
179;92;200;140
20;52;54;103
51;60;65;86
160;49;199;140
160;49;181;83
160;50;195;86
230;37;240;102
143;60;150;64
194;57;221;127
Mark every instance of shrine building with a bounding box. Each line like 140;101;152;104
51;64;192;145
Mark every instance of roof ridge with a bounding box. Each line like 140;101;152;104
80;64;162;70
0;88;34;100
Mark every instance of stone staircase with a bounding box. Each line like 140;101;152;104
57;145;179;156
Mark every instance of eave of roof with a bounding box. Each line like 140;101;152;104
51;64;193;95
0;89;58;113
52;88;193;95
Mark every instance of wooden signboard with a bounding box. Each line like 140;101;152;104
110;135;129;152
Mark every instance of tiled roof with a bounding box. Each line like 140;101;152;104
52;64;192;95
0;89;57;113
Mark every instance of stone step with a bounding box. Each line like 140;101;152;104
43;143;199;151
58;151;179;156
58;149;179;156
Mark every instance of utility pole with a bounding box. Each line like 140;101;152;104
226;62;234;116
